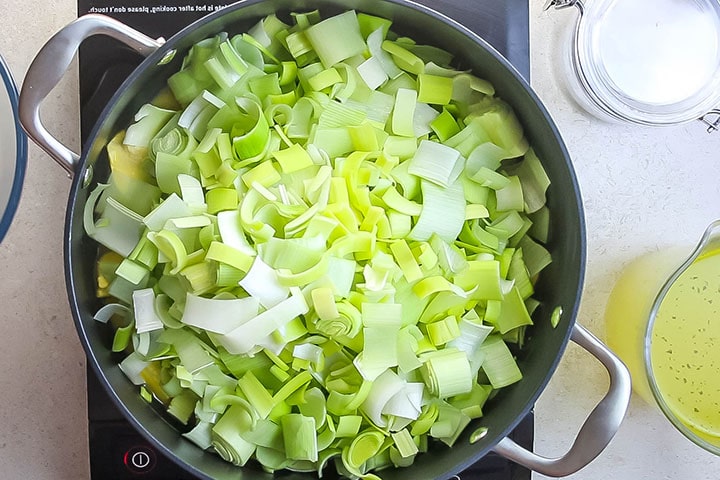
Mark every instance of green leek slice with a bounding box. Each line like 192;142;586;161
420;348;473;398
478;334;523;388
305;11;366;68
391;88;417;137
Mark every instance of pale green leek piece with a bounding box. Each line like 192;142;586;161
85;9;554;479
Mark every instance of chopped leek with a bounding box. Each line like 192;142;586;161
86;9;555;478
407;140;463;188
305;11;366;68
282;414;319;462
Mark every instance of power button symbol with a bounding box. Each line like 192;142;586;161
131;450;151;468
124;445;156;473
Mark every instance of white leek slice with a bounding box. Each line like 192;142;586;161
183;421;214;450
325;257;356;297
143;193;193;232
133;288;164;334
248;13;287;49
408;140;463;188
361;264;390;292
367;27;402;79
430;235;468;275
357;56;388;90
448;317;494;375
239;256;290;308
361;302;402;328
217;287;309;354
118;352;150;385
345;90;395;126
293;343;324;367
178;174;207;213
383;382;424;422
93;303;130;324
179;91;222;127
124;104;177;147
359;369;406;427
181;293;260;334
317;100;366;129
409;180;465;243
413;102;440;137
86;192;145;257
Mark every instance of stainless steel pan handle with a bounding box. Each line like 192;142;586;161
19;14;162;177
492;323;632;477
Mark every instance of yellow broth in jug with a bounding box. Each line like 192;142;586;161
651;250;720;440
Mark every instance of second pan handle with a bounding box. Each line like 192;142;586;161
19;14;162;177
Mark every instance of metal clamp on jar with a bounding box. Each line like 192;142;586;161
547;0;720;131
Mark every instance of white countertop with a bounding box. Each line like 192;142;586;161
1;1;719;479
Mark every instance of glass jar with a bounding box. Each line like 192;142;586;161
548;0;720;129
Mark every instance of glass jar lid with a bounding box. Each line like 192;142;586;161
555;0;720;126
0;55;27;243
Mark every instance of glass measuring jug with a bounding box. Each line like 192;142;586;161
605;220;720;454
